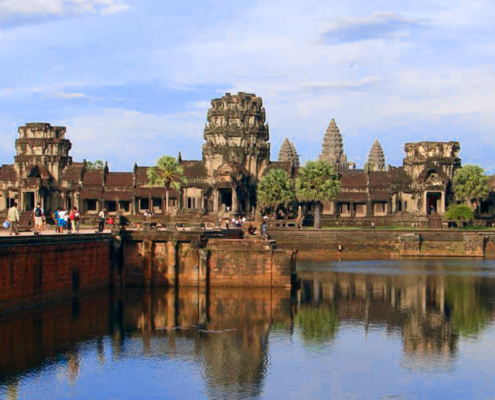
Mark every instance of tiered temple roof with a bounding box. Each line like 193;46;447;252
319;118;347;166
366;140;386;172
278;138;300;169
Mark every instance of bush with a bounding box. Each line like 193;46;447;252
445;204;474;228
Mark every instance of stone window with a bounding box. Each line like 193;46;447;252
339;203;351;216
187;197;196;209
119;201;130;213
105;201;117;213
374;202;387;215
169;198;177;208
152;198;162;213
85;199;97;212
139;198;149;211
355;203;366;216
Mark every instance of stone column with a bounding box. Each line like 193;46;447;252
232;189;238;213
167;241;177;287
423;192;428;215
367;201;373;216
161;196;165;215
213;190;219;212
440;191;446;214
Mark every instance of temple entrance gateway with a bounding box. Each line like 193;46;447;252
22;191;35;211
426;192;444;214
219;189;232;210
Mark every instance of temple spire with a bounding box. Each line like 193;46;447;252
366;139;386;171
319;118;347;166
278;138;300;169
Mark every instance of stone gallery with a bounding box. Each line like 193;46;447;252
0;92;493;226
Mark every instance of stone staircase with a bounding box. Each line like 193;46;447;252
428;213;443;229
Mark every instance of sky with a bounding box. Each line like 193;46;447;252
0;0;495;172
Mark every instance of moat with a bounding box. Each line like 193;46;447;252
2;259;495;400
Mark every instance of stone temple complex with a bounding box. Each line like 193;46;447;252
0;91;494;226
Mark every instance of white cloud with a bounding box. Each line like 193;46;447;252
52;91;85;99
60;107;206;169
318;12;422;43
0;0;129;18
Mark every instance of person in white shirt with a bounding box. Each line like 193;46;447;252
98;209;106;232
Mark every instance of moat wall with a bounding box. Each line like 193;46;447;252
119;232;296;289
269;229;495;260
0;235;112;312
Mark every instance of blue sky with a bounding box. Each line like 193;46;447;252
0;0;495;171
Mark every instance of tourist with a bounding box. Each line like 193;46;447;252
261;221;267;240
71;207;81;234
107;216;115;229
33;202;44;235
53;208;60;233
58;209;67;233
7;202;19;236
65;210;72;234
98;208;106;232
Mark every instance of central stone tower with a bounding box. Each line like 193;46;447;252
202;92;270;180
319;118;348;171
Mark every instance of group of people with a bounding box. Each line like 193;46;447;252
222;215;247;229
53;206;81;234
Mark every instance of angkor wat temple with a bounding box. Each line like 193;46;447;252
1;92;494;226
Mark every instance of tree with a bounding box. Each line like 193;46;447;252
445;204;474;228
147;156;187;213
86;160;104;170
296;160;340;229
453;165;490;215
256;169;296;215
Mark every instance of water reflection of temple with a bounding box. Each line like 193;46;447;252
0;288;292;399
298;268;495;370
1;269;495;396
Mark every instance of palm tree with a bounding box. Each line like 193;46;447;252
257;169;296;216
147;156;187;214
296;160;340;229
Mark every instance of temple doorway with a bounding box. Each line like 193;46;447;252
219;189;232;210
427;192;442;214
23;192;35;211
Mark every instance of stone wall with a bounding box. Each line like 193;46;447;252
0;235;112;312
269;228;493;260
118;232;296;288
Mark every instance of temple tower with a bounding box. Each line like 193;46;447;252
366;139;386;171
319;118;348;169
14;123;72;184
278;138;300;169
202;92;270;180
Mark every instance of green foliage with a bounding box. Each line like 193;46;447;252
445;282;491;338
257;169;295;211
296;160;340;228
295;160;340;203
86;160;104;170
296;304;339;345
445;204;474;224
453;165;490;203
147;155;187;191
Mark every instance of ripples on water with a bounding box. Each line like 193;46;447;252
1;259;495;399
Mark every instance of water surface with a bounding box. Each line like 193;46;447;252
1;259;495;399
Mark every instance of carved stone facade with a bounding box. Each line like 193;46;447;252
1;93;494;224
